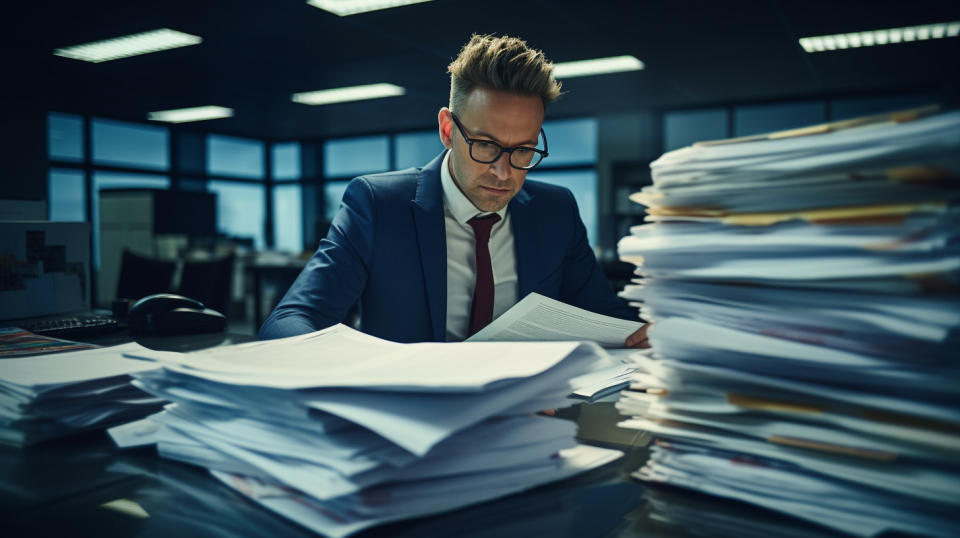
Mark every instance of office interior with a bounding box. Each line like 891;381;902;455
1;2;959;536
2;0;957;334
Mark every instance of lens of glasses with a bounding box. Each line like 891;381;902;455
470;140;501;162
510;148;541;169
469;143;544;169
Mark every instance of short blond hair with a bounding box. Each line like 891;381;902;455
447;34;562;113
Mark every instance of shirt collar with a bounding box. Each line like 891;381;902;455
440;150;508;226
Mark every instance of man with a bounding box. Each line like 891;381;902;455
260;34;649;348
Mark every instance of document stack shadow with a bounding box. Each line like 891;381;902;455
614;107;960;537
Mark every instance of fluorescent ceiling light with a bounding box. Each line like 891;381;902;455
292;83;406;105
148;106;234;123
552;55;644;79
799;21;960;53
306;0;433;16
53;28;202;63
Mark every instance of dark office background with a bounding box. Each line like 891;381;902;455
1;0;958;317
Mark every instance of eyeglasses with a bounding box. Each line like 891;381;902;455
450;113;549;170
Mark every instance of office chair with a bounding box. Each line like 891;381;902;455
116;249;177;301
178;254;235;315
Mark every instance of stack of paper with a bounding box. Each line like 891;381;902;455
111;324;623;537
0;342;165;446
466;292;645;402
615;108;960;537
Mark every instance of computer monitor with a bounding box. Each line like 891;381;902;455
0;221;91;321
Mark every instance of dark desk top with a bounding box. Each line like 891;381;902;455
1;412;840;537
85;330;256;352
0;333;841;538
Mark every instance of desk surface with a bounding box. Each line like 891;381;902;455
1;333;841;537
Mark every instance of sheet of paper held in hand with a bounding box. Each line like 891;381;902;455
467;292;641;348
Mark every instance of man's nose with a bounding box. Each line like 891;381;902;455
489;151;512;180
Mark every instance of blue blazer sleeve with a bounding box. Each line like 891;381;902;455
258;178;376;339
556;189;635;321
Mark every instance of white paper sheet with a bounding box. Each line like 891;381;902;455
0;342;158;389
125;324;597;392
468;292;641;348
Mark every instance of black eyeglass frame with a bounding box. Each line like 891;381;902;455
449;113;549;170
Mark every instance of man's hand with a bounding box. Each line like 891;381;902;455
624;323;651;349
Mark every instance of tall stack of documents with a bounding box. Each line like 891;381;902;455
111;324;623;537
615;107;960;537
0;342;165;446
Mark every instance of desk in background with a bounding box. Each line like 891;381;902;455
244;258;306;332
244;257;361;334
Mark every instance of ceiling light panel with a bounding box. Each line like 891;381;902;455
292;83;406;105
53;28;202;63
799;21;960;53
552;56;645;79
306;0;433;16
148;106;234;123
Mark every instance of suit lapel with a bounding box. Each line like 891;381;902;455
509;188;536;300
411;152;448;341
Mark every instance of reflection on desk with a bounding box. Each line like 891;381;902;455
4;433;642;538
0;331;849;537
86;331;256;351
638;486;846;538
2;400;846;538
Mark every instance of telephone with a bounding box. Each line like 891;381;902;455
128;293;227;335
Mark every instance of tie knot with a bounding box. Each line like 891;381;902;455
468;214;501;243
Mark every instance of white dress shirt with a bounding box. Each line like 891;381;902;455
440;151;519;341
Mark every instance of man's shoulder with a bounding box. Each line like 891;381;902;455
350;167;423;199
357;167;422;185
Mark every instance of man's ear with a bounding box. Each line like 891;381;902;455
438;108;453;149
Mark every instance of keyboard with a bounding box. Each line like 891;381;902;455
20;316;124;340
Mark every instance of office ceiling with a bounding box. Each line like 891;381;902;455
5;0;959;140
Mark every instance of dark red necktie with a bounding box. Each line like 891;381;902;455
468;213;501;336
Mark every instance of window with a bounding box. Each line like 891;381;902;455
272;142;301;181
526;170;598;247
527;118;600;249
664;108;729;151
48;168;85;221
734;101;826;137
92;118;169;170
48;112;84;162
207;134;265;179
395;131;443;169
324;181;350;221
207;180;266;249
273;184;303;253
541;118;597;166
324;136;389;177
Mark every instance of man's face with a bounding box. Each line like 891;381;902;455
439;87;544;212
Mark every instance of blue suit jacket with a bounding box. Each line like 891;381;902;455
259;152;633;342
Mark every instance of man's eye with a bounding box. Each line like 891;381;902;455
514;148;533;156
475;141;498;151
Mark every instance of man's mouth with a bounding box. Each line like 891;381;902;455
480;185;510;194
